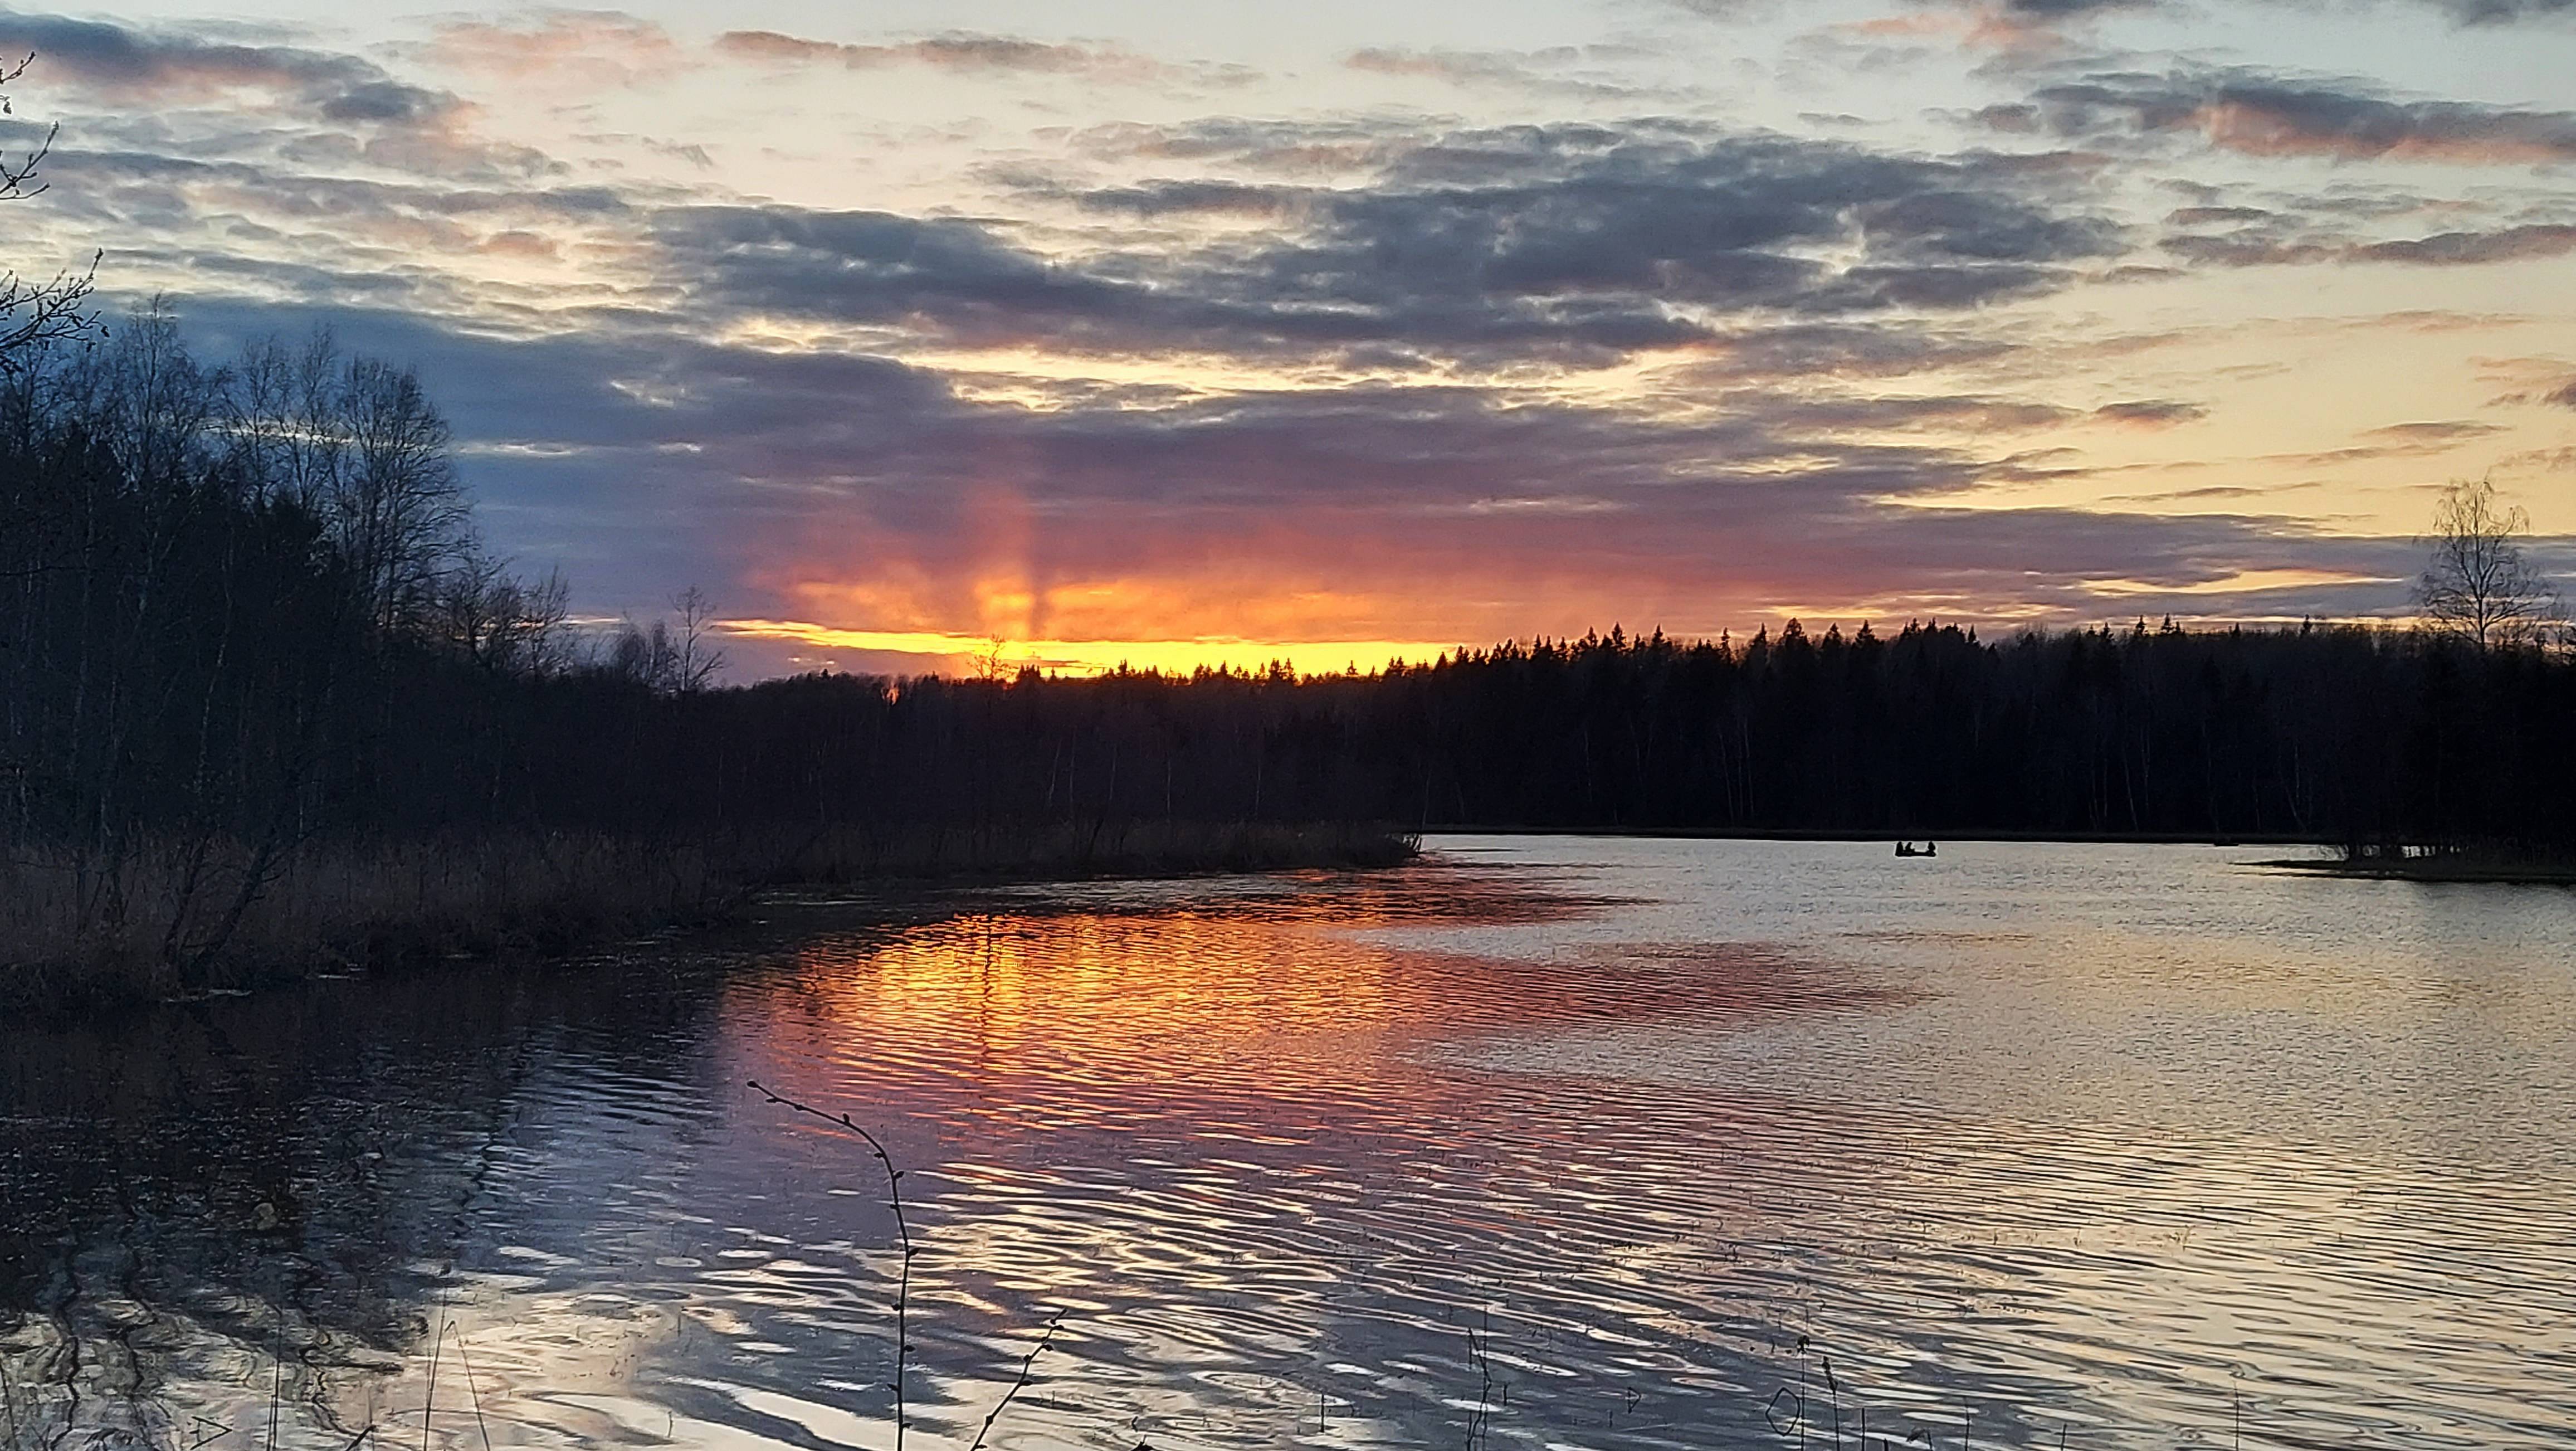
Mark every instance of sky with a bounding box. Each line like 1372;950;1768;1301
1;0;2571;677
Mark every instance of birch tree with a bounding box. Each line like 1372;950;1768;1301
2415;478;2561;650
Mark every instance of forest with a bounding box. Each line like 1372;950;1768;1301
4;309;2572;1000
373;612;2569;851
4;38;2571;1002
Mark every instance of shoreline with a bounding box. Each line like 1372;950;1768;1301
1422;826;2330;845
2256;855;2576;886
0;821;1421;1016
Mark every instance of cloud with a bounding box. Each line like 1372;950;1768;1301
2353;223;2576;263
1073;179;1310;219
1237;125;2128;323
651;121;2130;375
2163;217;2576;268
0;13;573;182
651;206;1148;352
1905;0;2576;34
136;247;2449;656
1985;0;2151;12
2013;69;2576;164
1682;323;2014;380
1341;46;1654;99
2497;445;2576;473
2360;419;2504;441
0;12;461;128
1065;116;1406;175
2419;0;2576;21
28;146;614;298
2094;399;2206;427
713;28;1198;84
418;12;682;88
30;7;2552;660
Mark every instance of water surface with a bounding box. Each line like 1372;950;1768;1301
4;838;2573;1449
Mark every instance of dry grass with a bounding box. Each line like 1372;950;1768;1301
0;820;1419;1010
0;833;740;1009
770;819;1421;883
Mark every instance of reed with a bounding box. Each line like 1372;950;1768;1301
0;820;1419;1010
0;832;739;1010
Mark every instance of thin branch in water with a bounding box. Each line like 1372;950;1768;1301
968;1314;1062;1451
1823;1353;1842;1451
446;1326;495;1451
420;1302;443;1451
267;1328;285;1451
748;1079;915;1450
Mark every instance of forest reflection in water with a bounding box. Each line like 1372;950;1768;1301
4;840;2575;1449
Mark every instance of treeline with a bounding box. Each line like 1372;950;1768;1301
415;620;2570;851
7;312;2572;994
2;319;521;871
7;318;2570;882
0;314;1424;995
1347;621;2573;844
0;314;745;990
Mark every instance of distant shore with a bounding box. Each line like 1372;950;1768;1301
1424;826;2329;845
0;821;1420;1015
2256;854;2576;886
1425;828;2576;883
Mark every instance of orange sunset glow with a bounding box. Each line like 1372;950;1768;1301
9;6;2576;1449
1;1;2566;678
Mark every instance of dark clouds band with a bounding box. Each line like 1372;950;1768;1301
0;3;2565;671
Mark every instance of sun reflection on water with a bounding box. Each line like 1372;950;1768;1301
6;844;2575;1449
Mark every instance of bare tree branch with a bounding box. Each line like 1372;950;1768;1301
0;55;100;372
2415;476;2562;650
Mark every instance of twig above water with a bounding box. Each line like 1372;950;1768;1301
970;1316;1062;1451
748;1079;916;1451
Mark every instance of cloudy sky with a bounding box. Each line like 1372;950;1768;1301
2;0;2571;675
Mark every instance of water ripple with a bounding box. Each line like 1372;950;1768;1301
5;841;2574;1448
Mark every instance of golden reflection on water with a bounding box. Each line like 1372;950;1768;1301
6;844;2576;1450
788;909;1412;1069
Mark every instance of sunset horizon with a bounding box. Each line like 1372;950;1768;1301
1;0;2569;678
7;7;2576;1441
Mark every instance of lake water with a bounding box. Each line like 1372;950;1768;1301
5;838;2574;1450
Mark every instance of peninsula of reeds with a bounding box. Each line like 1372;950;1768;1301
0;317;1422;1010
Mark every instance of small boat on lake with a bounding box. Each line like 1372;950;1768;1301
1895;841;1938;857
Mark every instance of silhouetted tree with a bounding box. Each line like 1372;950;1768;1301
672;585;726;691
432;551;572;675
602;587;726;694
0;55;97;369
2416;476;2560;650
335;354;467;633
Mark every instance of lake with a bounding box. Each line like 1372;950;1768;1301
4;837;2573;1449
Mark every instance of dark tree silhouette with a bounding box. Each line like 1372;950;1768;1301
2416;477;2560;650
0;55;97;368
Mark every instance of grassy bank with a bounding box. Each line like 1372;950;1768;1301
2263;847;2576;885
770;818;1421;882
0;821;1420;1011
